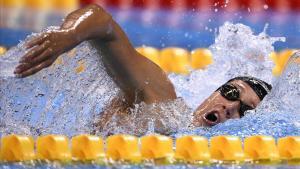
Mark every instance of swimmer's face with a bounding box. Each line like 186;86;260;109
192;80;261;127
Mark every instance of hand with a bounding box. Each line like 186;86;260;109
14;29;79;78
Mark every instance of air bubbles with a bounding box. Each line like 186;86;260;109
184;32;189;38
170;22;298;139
0;27;120;137
1;23;299;140
98;98;192;136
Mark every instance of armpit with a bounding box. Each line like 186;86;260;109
92;94;130;135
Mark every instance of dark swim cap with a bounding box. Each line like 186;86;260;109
226;76;272;100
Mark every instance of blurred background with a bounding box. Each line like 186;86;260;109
0;0;300;74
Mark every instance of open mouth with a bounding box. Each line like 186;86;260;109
203;111;220;126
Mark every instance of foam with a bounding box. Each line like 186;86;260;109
172;23;300;139
1;23;299;138
169;22;285;110
0;27;120;137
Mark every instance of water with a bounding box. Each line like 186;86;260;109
0;27;120;137
0;22;299;140
169;22;285;110
170;23;300;139
0;27;191;137
96;98;192;136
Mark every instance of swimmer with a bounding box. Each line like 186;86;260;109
14;4;271;130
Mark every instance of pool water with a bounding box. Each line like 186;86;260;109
1;21;300;139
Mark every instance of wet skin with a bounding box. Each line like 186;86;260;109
14;4;262;128
192;80;261;127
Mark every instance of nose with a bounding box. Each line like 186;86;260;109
202;102;240;126
223;101;240;119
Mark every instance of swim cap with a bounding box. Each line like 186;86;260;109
227;76;272;100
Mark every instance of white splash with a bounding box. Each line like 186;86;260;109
169;22;285;110
0;27;120;137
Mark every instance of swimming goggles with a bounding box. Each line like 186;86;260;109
217;84;254;117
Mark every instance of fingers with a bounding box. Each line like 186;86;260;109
25;33;48;49
15;48;54;75
15;59;54;78
30;47;53;65
20;40;50;63
14;63;31;74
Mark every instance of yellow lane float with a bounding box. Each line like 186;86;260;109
106;134;141;162
175;135;210;163
270;50;296;76
160;47;190;74
136;46;161;66
52;0;79;12
141;134;174;163
244;135;279;163
210;136;244;162
0;46;7;56
0;134;300;164
1;0;25;8
190;48;213;69
36;135;71;161
25;0;51;10
0;135;35;162
71;135;105;161
278;136;300;161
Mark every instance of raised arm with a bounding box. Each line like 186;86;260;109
15;4;176;105
14;4;114;77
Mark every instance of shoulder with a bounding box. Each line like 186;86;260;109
137;56;177;104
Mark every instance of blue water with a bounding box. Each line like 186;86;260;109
1;21;300;139
1;8;300;50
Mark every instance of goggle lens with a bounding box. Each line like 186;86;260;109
217;84;254;117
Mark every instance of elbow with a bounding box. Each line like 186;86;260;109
87;4;104;11
88;4;112;22
89;4;115;40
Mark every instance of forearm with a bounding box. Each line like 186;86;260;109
60;4;115;43
60;4;176;105
58;4;140;102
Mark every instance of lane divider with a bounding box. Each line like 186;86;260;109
106;134;140;163
175;135;210;164
36;135;71;161
244;136;279;163
210;136;244;163
160;47;190;74
141;135;174;164
0;135;35;162
135;46;297;76
0;134;300;164
71;134;105;161
0;46;7;56
278;136;300;162
190;48;213;70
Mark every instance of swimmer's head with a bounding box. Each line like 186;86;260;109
192;76;272;127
